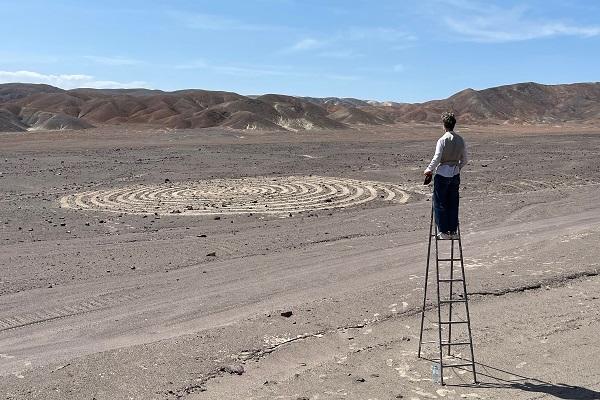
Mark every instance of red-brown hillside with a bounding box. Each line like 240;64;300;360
1;82;599;132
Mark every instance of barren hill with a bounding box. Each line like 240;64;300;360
392;82;600;124
1;81;599;132
0;83;64;103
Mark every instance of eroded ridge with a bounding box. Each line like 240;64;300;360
60;176;416;215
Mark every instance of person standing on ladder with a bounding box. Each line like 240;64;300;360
424;112;468;240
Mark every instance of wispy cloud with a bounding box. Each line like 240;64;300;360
280;27;416;56
287;38;327;52
317;49;364;59
175;60;208;70
0;70;148;89
0;52;60;64
284;43;364;59
174;61;359;81
343;27;417;43
84;55;143;66
169;11;278;31
440;1;600;42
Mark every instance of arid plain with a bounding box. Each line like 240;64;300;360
1;123;599;400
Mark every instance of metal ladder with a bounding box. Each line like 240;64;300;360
417;204;477;385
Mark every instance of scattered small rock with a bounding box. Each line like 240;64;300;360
206;252;217;257
280;311;293;318
355;377;366;382
214;216;221;220
481;164;488;167
51;363;70;373
197;234;207;238
130;266;136;270
164;178;171;183
220;364;244;375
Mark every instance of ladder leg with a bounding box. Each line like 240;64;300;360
458;225;478;384
418;204;434;358
434;224;445;385
447;237;455;356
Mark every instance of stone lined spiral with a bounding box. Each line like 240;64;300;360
60;176;412;215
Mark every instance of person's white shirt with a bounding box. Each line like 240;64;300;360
425;131;468;178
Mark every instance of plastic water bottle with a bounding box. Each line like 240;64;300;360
432;362;442;384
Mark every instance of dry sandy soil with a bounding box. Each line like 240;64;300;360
0;123;599;400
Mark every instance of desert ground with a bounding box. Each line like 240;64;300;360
0;124;599;400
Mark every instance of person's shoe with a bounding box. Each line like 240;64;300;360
436;232;452;240
449;231;460;240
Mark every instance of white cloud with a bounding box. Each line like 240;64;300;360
174;59;208;70
441;2;600;42
84;55;143;66
281;27;416;55
213;65;289;77
317;49;363;59
172;61;359;81
0;70;148;89
79;79;148;89
0;52;60;64
169;11;277;31
285;38;328;52
175;60;287;76
344;27;417;43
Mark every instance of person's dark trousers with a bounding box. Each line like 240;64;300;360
433;174;460;234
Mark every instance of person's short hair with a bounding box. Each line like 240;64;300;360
441;112;456;130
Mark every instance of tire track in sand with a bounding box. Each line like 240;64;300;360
0;290;144;332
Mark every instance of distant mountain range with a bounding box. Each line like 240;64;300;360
1;81;599;132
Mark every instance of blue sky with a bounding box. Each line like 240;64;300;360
0;0;598;102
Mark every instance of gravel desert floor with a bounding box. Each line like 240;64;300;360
0;124;599;400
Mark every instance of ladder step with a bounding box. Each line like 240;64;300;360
439;299;467;304
441;363;474;368
421;341;472;346
438;278;464;282
441;341;472;346
440;321;469;324
437;258;462;262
